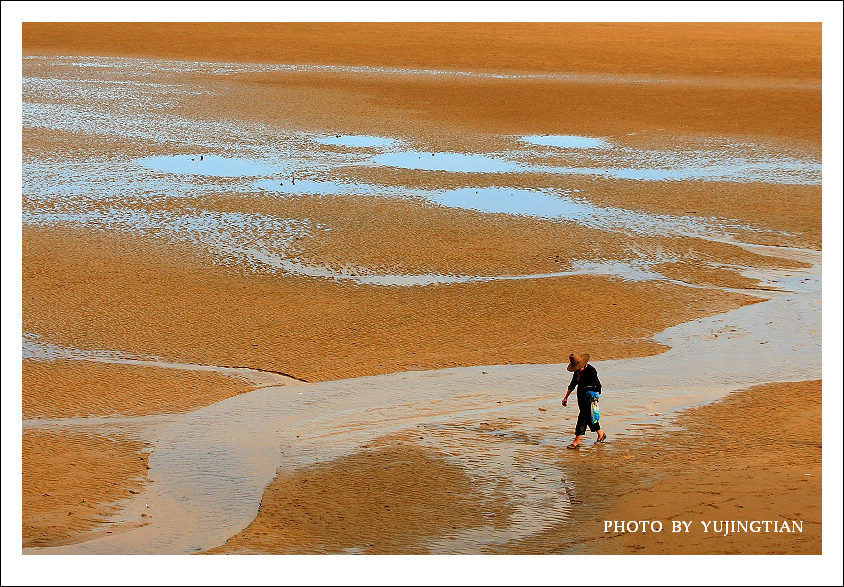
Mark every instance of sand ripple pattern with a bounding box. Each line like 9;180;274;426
23;55;818;288
23;243;820;554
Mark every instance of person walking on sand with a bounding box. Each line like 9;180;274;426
562;352;607;449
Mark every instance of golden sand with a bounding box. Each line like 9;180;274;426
199;191;809;279
509;380;822;554
23;359;253;419
23;23;820;80
654;261;762;290
23;226;758;383
202;380;820;554
546;179;821;249
21;23;821;553
22;430;149;548
204;69;819;148
209;441;507;554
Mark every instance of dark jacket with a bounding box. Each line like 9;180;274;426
567;364;602;410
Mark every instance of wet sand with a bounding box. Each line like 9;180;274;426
22;23;820;80
200;67;819;148
21;23;821;554
208;439;507;554
23;359;254;418
516;380;822;554
23;226;757;383
329;169;821;250
204;380;820;555
199;191;809;280
23;430;150;548
20;235;820;555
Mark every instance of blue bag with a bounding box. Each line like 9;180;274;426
590;399;600;425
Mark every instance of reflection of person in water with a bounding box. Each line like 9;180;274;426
561;352;607;449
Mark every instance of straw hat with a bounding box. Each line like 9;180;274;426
567;352;590;372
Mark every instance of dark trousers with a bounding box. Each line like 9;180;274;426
575;409;601;436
